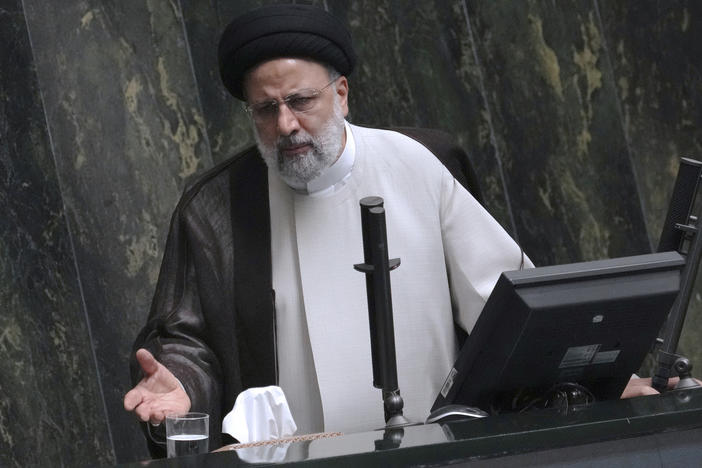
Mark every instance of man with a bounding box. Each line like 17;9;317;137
123;4;661;456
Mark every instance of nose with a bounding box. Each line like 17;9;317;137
276;102;301;136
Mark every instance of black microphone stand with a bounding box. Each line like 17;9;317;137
652;158;702;392
354;196;413;428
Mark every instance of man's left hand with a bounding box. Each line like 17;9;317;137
620;376;702;398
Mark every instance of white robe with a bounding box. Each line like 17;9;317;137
270;123;529;435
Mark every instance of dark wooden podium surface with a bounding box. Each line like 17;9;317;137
120;387;702;467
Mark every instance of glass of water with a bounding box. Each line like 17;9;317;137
165;412;209;458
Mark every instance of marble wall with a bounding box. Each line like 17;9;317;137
1;0;700;465
1;0;114;466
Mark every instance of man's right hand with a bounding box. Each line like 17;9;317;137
123;348;191;425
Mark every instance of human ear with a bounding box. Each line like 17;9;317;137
335;76;349;116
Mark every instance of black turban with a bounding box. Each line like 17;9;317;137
218;4;356;101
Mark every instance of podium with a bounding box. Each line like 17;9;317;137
121;388;702;467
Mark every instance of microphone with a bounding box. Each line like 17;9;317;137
354;196;411;427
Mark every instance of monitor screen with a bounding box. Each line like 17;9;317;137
432;251;685;414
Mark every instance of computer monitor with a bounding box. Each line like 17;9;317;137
432;251;685;414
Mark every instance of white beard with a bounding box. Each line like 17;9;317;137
254;99;345;187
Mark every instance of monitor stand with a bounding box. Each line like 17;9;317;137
673;357;701;390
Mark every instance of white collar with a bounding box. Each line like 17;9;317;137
288;121;356;197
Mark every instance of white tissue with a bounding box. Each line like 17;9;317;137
222;385;297;443
235;443;292;464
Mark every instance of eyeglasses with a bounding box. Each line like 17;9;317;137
244;78;338;123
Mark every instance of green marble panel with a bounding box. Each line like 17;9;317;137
597;1;702;377
179;0;270;164
465;0;650;266
325;0;515;234
0;1;113;466
678;274;702;380
22;0;213;462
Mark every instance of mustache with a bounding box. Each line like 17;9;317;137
277;132;314;150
